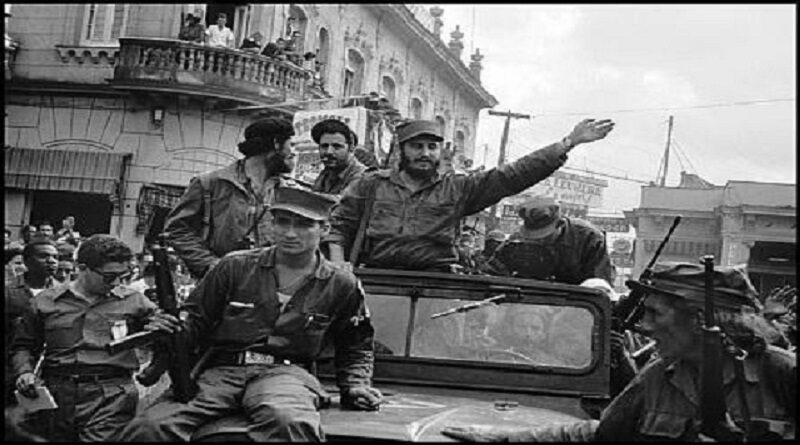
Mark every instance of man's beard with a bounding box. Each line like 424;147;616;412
265;151;293;176
321;155;346;172
400;155;439;180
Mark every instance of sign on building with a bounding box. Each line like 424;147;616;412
586;216;630;233
527;171;607;208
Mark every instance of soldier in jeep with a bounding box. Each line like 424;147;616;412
443;263;796;442
120;188;381;442
164;117;304;279
327;118;615;271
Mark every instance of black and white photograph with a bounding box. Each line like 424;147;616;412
4;3;795;442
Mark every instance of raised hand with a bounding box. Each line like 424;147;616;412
568;118;615;145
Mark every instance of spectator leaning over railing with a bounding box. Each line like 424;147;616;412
240;31;264;53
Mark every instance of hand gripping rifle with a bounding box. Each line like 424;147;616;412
106;234;195;402
699;255;743;442
615;215;682;331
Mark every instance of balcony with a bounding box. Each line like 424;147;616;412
111;37;313;108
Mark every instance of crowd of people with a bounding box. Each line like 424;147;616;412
4;112;796;442
176;11;318;71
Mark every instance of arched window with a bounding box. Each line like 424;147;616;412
343;49;365;98
410;98;423;120
455;130;466;154
435;116;446;137
381;76;396;107
317;27;330;82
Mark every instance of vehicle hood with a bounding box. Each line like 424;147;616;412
321;386;585;442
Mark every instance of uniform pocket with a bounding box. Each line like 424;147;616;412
368;201;402;236
639;410;692;439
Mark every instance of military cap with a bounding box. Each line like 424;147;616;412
517;195;561;238
269;187;338;221
395;120;444;144
244;117;294;141
626;261;761;311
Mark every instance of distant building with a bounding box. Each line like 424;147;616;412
625;173;796;294
5;4;496;250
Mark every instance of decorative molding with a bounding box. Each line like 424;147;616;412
55;44;119;65
379;53;404;85
343;24;373;60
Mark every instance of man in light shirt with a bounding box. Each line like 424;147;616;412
205;13;234;48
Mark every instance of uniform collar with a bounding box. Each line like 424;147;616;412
259;247;335;280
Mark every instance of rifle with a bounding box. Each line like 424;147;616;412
106;234;195;402
699;255;743;442
615;215;682;331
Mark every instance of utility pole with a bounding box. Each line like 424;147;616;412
658;115;674;187
486;109;531;230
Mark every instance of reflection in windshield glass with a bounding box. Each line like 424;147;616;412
409;299;594;368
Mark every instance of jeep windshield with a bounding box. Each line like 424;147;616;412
372;292;594;369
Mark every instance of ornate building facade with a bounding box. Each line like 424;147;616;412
4;3;497;251
625;175;796;294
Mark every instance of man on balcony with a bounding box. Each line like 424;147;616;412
164;117;305;279
326;118;615;271
205;13;234;49
310;119;367;195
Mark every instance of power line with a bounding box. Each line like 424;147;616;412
505;136;652;184
530;97;795;118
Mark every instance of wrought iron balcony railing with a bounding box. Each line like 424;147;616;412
113;37;311;105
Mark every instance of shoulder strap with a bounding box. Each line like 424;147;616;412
198;174;213;244
348;178;380;266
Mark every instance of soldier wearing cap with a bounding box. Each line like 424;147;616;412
443;262;796;442
328;118;615;271
310;119;368;195
122;187;381;442
164;117;306;279
487;195;615;285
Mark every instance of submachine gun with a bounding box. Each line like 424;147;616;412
106;234;195;402
615;215;682;331
699;255;744;442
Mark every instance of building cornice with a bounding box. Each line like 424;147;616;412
367;4;498;109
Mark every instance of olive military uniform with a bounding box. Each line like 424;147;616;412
120;247;375;442
10;282;156;441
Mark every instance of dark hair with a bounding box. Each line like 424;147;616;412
22;235;56;259
311;119;355;146
38;221;53;229
76;234;133;269
217;13;227;20
5;245;24;264
237;118;295;157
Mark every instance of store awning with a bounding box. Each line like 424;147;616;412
4;147;131;196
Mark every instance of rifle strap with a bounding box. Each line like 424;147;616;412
731;351;752;438
349;178;379;265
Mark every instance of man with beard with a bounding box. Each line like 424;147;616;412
487;195;615;286
327;118;614;271
310;119;367;195
164;117;303;279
